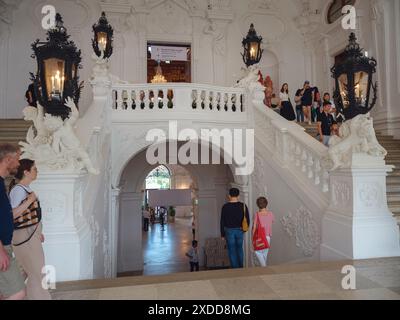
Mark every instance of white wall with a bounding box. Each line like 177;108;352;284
309;0;400;138
0;0;308;119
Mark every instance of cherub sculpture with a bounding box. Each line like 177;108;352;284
328;114;387;170
44;97;99;175
20;97;99;175
234;64;264;92
22;103;51;145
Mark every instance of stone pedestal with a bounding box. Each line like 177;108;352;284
31;170;93;282
321;154;400;260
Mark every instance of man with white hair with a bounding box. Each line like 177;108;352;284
0;143;26;300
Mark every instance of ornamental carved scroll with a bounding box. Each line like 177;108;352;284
281;206;320;257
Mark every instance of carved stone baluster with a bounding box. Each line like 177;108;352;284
116;89;123;110
307;153;314;179
314;159;321;185
295;144;302;167
231;93;237;112
209;91;214;110
216;92;221;111
144;89;150;109
112;90;117;110
224;93;228;111
322;170;329;193
191;90;197;109
124;90;130;110
162;89;168;109
201;90;206;109
196;89;202;109
227;93;233;111
131;90;137;110
301;149;307;173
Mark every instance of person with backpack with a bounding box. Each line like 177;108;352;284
0;144;26;300
9;159;51;300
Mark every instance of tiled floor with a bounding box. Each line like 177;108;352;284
52;257;400;300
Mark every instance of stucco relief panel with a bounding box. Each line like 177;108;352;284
332;181;351;208
358;182;382;208
240;12;286;43
146;1;192;35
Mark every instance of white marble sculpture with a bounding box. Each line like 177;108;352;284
234;64;264;92
22;104;51;145
91;50;109;80
20;97;99;175
328;113;387;170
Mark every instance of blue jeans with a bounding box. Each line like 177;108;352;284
296;108;304;122
225;228;244;268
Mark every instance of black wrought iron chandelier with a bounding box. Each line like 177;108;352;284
331;33;377;120
241;23;263;67
92;11;114;59
30;13;83;119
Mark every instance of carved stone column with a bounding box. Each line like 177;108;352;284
118;192;144;273
110;187;121;277
197;188;218;265
31;172;93;281
321;155;400;260
204;5;234;86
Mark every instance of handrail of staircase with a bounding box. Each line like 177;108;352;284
251;91;331;199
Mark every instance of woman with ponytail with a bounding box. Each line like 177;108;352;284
9;159;51;300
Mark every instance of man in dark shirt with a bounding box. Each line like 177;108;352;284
295;88;304;123
0;143;26;300
317;101;337;147
220;188;250;269
301;81;314;124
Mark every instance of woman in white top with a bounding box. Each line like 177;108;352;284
9;159;51;300
279;83;296;121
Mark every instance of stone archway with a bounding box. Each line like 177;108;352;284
111;139;251;276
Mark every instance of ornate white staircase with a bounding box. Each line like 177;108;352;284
300;122;400;225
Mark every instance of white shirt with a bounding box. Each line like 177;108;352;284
279;92;289;102
9;184;32;209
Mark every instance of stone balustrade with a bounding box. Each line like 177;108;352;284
111;83;245;113
252;93;330;199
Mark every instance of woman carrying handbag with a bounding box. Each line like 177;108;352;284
9;159;51;300
252;197;275;267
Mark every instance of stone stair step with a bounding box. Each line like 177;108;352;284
387;193;400;202
388;201;400;212
387;183;400;193
388;171;400;177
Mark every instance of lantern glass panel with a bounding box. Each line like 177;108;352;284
97;31;107;52
72;63;77;79
44;58;65;101
354;71;369;107
249;42;258;60
338;73;350;109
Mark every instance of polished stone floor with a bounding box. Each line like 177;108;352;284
52;257;400;300
142;217;194;275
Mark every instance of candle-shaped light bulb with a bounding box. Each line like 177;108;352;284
98;34;107;52
365;51;368;57
250;47;256;59
61;76;65;95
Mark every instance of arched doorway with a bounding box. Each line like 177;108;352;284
115;140;244;276
142;164;197;275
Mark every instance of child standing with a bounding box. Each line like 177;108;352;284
186;240;199;272
252;197;275;267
